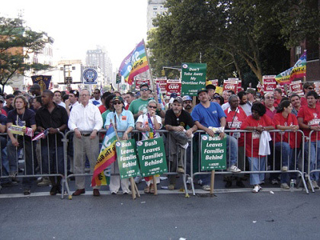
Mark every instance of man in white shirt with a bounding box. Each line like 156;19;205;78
65;90;80;116
68;89;103;196
53;90;66;108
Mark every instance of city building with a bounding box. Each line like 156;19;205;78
147;0;167;32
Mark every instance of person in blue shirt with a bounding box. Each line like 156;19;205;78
191;89;241;191
105;96;134;194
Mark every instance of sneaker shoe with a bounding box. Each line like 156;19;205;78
23;189;31;195
312;180;319;189
177;166;185;173
168;184;175;190
281;166;288;172
37;177;50;187
271;179;279;185
202;185;210;191
180;143;189;149
228;165;241;173
281;183;290;189
252;185;262;193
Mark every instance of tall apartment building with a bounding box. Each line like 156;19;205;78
85;46;113;84
147;0;167;32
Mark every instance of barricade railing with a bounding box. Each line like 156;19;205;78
0;132;67;198
306;130;320;192
190;129;309;194
1;128;311;197
64;129;191;198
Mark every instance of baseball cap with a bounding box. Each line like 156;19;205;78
6;94;14;99
206;84;216;90
173;96;183;104
70;90;79;98
197;88;208;95
112;96;124;104
182;95;192;101
139;83;149;89
170;93;178;98
0;96;4;103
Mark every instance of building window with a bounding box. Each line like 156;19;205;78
153;7;157;10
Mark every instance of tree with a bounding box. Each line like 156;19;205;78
148;0;320;84
0;17;53;93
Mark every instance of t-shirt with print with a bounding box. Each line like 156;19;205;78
224;107;247;146
128;98;150;118
137;114;162;140
241;114;273;157
297;105;320;142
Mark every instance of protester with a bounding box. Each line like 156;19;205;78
36;90;68;195
31;96;42;112
53;90;66;108
3;94;14;114
98;92;111;114
7;95;36;195
182;95;193;114
165;97;197;190
246;88;256;114
206;84;216;101
105;96;134;194
300;82;315;106
273;88;283;107
129;83;151;120
136;99;162;193
123;92;135;110
290;94;301;116
68;89;103;196
273;100;299;189
89;89;102;106
238;91;250;116
264;92;277;120
29;84;41;97
0;105;9;187
241;102;274;193
224;95;247;188
65;90;79;116
101;94;115;127
212;93;224;106
297;91;320;189
191;89;241;191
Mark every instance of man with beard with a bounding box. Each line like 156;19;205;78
165;97;197;190
238;91;250;116
182;95;193;114
36;90;68;195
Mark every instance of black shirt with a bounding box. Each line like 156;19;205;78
7;108;36;140
35;103;68;146
164;109;195;129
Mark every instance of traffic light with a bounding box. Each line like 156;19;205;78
161;69;165;76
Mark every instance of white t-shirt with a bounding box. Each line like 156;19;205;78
136;114;162;140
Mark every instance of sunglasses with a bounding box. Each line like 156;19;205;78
308;88;314;90
113;101;122;105
266;96;274;99
148;105;157;109
141;89;149;92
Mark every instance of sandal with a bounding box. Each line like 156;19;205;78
150;184;155;194
144;186;150;193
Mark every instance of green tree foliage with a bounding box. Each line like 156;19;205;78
0;17;53;93
148;0;319;84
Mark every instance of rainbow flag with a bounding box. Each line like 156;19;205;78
276;52;306;85
156;83;166;110
91;125;117;187
119;40;149;85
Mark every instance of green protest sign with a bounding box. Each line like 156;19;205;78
115;139;140;179
137;138;167;177
201;135;227;170
181;63;207;96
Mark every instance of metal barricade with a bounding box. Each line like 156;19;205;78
0;132;66;198
306;130;320;192
190;129;309;195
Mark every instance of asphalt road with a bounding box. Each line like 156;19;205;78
1;187;320;240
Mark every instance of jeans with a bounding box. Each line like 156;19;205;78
41;144;64;175
248;156;266;185
7;138;35;188
0;136;9;183
305;140;320;181
275;142;293;184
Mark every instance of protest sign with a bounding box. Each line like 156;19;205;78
201;135;227;170
181;63;207;96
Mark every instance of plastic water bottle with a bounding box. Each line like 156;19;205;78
290;179;295;192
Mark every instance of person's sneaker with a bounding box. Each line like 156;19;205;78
180;143;189;149
37;177;50;187
23;189;31;195
281;183;290;189
202;185;210;191
177;166;185;173
252;185;262;193
228;165;241;173
312;180;320;189
271;179;279;185
281;166;288;172
168;184;175;190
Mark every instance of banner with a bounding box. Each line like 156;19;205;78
181;63;207;96
115;139;140;179
276;52;306;85
166;79;181;96
119;40;149;85
137;138;167;177
91;125;117;187
31;75;51;92
201;135;227;170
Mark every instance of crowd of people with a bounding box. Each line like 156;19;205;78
0;81;319;195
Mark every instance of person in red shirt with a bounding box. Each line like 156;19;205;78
273;88;282;107
241;102;274;193
297;90;320;190
224;95;248;188
273;100;299;189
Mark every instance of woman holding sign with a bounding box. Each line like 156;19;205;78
241;102;274;193
105;96;134;194
136;99;162;193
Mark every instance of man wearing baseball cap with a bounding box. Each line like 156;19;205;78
165;96;197;190
191;88;241;190
182;95;193;114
